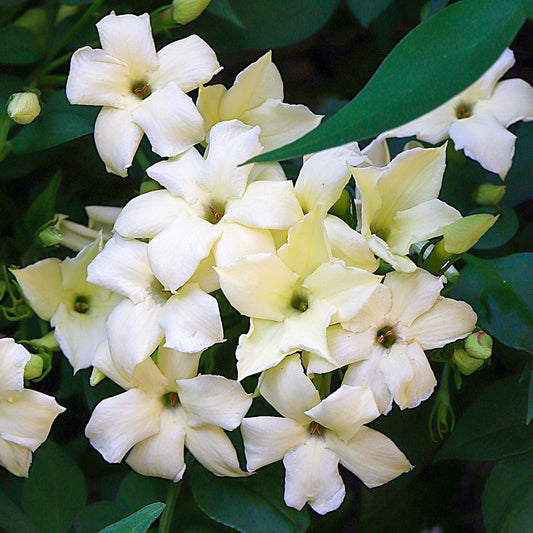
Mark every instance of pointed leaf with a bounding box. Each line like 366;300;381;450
99;502;165;533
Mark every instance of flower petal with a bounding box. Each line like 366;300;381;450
66;47;130;108
126;407;187;482
197;84;226;131
449;114;516;178
216;253;298;321
0;438;31;477
11;258;63;321
131;83;205;158
342;283;392;333
305;385;379;442
408;296;477;349
156;347;201;384
241;99;322;152
259;353;320;424
185;424;246;477
96;12;158;77
224;180;303;230
177;375;252;430
295;143;365;215
387;199;461;256
380;342;436;410
151;35;220;93
94;106;143;177
384;268;444;327
148;212;221;292
85;388;162;463
0;339;30;400
366;235;417;273
326;426;412;488
241;416;307;471
220;51;283;119
468;48;515;100
324;215;379;273
283;435;345;515
114;190;187;238
0;389;64;451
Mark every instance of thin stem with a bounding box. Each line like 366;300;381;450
158;481;181;533
0;104;12;156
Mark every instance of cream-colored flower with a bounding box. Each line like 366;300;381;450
11;236;122;372
0;338;65;477
382;49;533;178
352;145;461;272
216;210;381;380
86;346;251;481
241;355;411;514
197;51;321;151
66;11;220;176
341;269;477;413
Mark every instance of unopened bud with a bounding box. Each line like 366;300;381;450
452;346;484;375
442;214;498;254
37;218;63;248
24;354;44;380
464;331;493;360
472;184;506;206
403;140;424;151
172;0;212;24
8;92;41;125
90;368;106;386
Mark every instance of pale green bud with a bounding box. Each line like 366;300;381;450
442;214;498;254
90;368;106;386
464;331;493;360
472;184;506;206
452;346;484;375
8;92;41;125
24;354;44;380
172;0;212;24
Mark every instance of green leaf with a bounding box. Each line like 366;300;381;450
472;206;519;250
115;471;169;515
191;463;309;533
23;172;61;240
22;440;87;533
11;92;97;154
436;376;533;461
99;502;165;533
74;501;130;533
251;0;527;162
0;25;42;65
528;368;533;425
207;0;245;27
0;489;39;533
347;0;395;26
482;452;533;532
450;253;533;353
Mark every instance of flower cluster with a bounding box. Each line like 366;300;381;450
8;10;533;516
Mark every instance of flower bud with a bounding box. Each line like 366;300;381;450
403;140;424;151
452;346;484;375
442;214;498;254
24;354;44;380
472;184;506;206
464;330;493;360
8;92;41;125
172;0;212;24
90;368;106;386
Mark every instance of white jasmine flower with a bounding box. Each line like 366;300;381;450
241;355;412;514
351;145;461;272
382;49;533;178
216;210;381;380
197;51;321;151
114;120;303;292
342;269;477;413
66;11;220;176
0;338;65;477
86;235;224;378
11;236;122;373
86;347;251;481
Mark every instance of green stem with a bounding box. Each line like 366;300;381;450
420;239;455;276
158;481;181;533
0;103;12;156
39;75;68;87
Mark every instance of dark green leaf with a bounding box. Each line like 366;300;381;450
207;0;245;27
482;452;533;533
347;0;395;26
450;253;533;353
528;368;533;425
473;206;519;250
0;26;42;65
11;92;97;154
0;489;39;533
74;501;130;533
437;376;533;461
191;463;309;533
23;172;61;239
251;0;526;162
22;440;87;533
0;75;22;99
99;502;165;533
115;471;169;515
